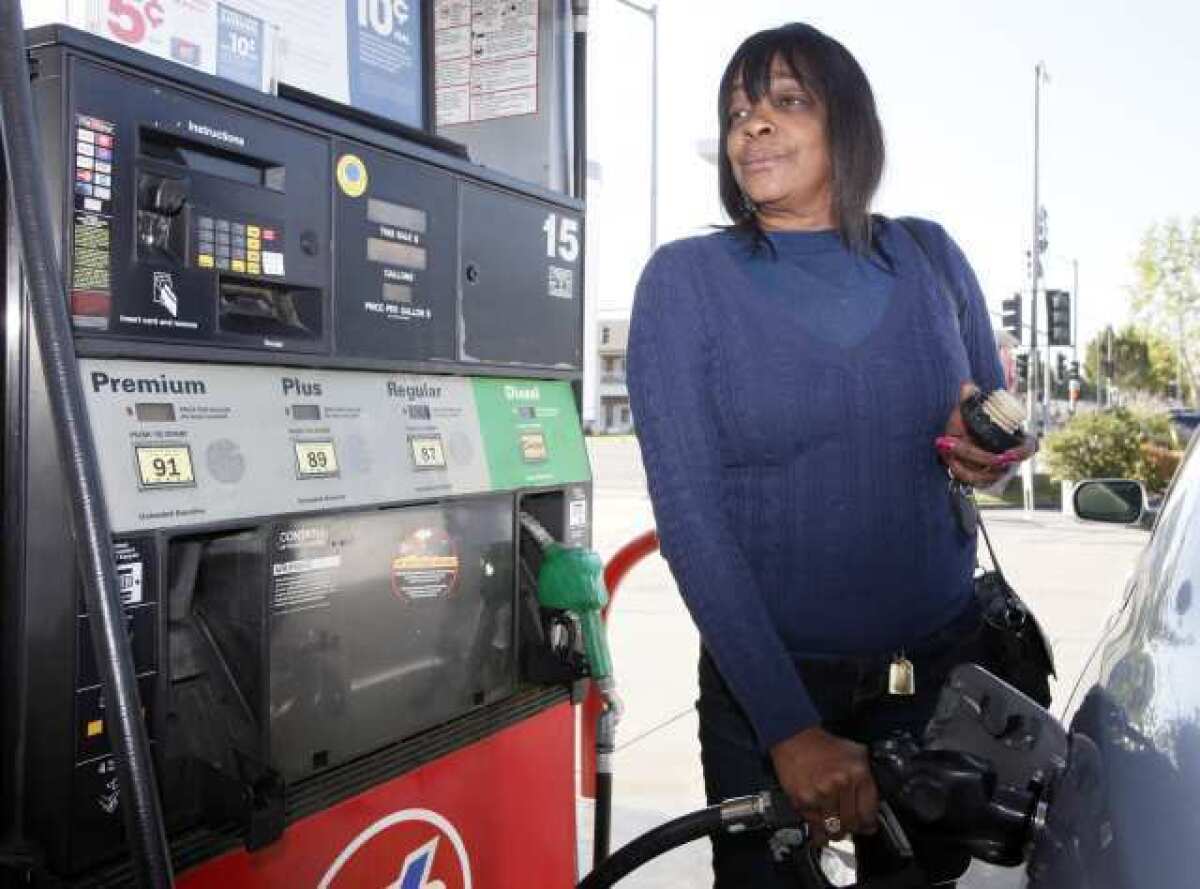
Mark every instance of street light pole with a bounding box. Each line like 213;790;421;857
1024;61;1048;514
1072;258;1079;365
612;0;659;249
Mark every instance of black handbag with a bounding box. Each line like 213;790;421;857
972;509;1056;707
897;215;1056;707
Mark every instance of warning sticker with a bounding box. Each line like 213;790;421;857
272;554;341;613
435;0;539;126
391;527;460;601
72;217;111;291
71;113;116;331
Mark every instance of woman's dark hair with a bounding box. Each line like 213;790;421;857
718;23;885;253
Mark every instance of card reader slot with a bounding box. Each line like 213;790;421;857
140;127;285;191
218;278;322;341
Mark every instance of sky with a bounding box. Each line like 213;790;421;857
586;0;1200;354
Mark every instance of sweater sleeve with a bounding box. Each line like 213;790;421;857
626;243;821;750
931;224;1007;394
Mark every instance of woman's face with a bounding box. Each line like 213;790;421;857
725;57;834;230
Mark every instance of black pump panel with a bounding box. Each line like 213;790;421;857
66;58;331;352
332;141;457;361
459;183;583;369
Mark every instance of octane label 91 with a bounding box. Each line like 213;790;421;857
134;445;195;487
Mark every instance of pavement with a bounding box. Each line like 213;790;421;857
577;435;1150;888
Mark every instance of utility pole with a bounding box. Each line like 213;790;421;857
1072;259;1079;365
612;0;659;250
1024;61;1049;515
1106;327;1114;407
1177;313;1184;406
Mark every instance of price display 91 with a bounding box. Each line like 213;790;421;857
135;445;195;488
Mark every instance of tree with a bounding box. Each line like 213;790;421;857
1043;407;1178;492
1131;217;1200;405
1083;324;1176;397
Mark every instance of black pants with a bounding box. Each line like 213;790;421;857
698;597;988;889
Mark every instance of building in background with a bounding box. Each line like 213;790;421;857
595;318;631;433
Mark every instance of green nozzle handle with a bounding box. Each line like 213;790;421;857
536;543;613;681
579;609;613;682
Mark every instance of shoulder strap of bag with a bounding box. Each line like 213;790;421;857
894;216;968;337
895;217;1006;574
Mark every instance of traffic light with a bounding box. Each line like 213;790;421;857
1001;294;1023;344
1045;289;1072;346
1016;352;1030;389
1056;352;1067;381
1069;360;1080;380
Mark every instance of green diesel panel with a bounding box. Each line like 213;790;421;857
473;378;591;490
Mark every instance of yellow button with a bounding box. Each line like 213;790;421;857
197;254;214;268
231;260;246;272
248;237;261;250
246;225;260;238
86;719;104;738
248;264;261;275
248;250;260;262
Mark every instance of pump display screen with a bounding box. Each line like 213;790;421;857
134;402;176;422
294;441;339;477
291;404;321;421
519;432;548;463
135;445;195;487
367;238;427;270
367;198;427;233
409;434;447;469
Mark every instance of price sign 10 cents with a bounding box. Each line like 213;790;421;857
357;0;411;37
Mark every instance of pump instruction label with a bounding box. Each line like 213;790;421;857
435;0;538;125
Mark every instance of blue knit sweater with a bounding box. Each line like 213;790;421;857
627;217;1005;750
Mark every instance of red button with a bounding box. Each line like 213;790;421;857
262;229;276;241
97;134;113;148
76;169;93;182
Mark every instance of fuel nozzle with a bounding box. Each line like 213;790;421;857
519;511;613;684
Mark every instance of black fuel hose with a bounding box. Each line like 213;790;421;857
580;790;804;889
578;803;723;889
0;7;173;888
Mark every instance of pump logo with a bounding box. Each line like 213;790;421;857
319;809;471;889
152;272;179;318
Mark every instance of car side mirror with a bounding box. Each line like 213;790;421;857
1073;479;1147;526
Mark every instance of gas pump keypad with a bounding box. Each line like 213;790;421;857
195;216;283;276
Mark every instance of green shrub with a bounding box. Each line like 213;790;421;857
1043;408;1180;492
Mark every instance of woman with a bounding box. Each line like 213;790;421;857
626;22;1036;888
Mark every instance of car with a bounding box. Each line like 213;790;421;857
1168;408;1200;447
1033;427;1200;888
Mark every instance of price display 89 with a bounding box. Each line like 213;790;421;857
294;440;340;478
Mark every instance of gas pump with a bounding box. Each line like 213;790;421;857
0;2;599;887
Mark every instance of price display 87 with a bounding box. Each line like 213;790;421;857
294;440;340;478
135;445;196;488
408;434;446;470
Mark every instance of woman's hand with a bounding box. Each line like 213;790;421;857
937;383;1037;487
769;726;878;844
